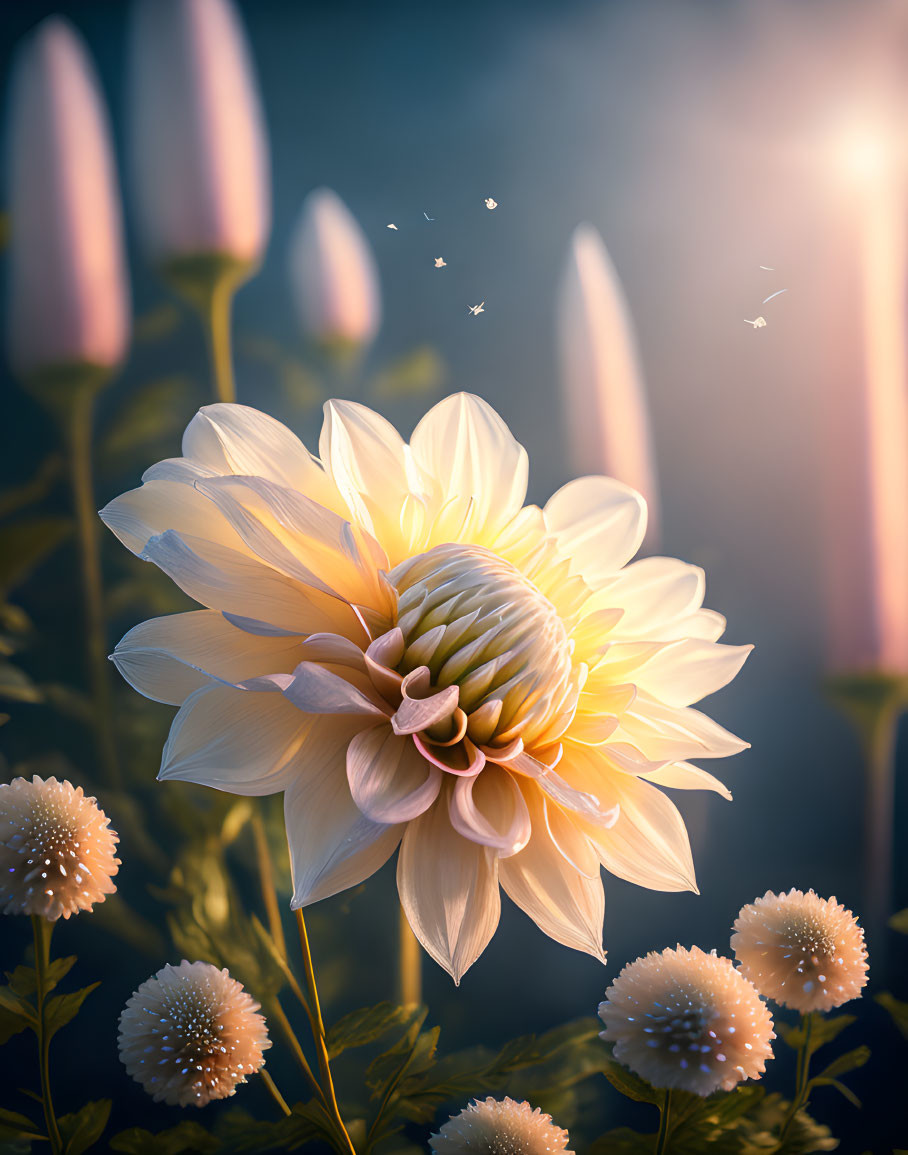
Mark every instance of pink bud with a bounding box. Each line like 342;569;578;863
557;224;660;548
128;0;270;265
6;18;129;378
289;188;381;349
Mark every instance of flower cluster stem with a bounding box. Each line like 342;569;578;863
202;272;237;404
66;383;121;788
295;909;357;1155
654;1087;673;1155
261;1067;292;1117
779;1012;814;1143
252;809;288;959
398;907;422;1006
31;917;63;1155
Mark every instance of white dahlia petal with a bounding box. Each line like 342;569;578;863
599;946;775;1095
447;766;532;856
640;762;732;801
100;476;244;556
544;475;647;586
398;785;500;983
591;556;706;637
118;961;270;1108
347;725;442;823
631;639;753;708
0;776;119;920
431;1096;573;1154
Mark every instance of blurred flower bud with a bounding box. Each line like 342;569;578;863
5;18;130;381
557;223;660;548
128;0;270;271
289;187;381;354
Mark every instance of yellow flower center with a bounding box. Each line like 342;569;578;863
390;543;577;743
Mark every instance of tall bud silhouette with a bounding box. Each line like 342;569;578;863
128;0;270;402
6;18;129;382
289;188;381;359
557;224;660;549
5;17;128;789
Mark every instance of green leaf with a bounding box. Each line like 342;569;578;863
778;1012;855;1055
588;1128;654;1155
100;377;199;466
133;304;182;344
0;1107;45;1142
40;684;94;725
6;955;76;997
370;346;445;401
44;982;99;1041
876;990;908;1039
0;985;36;1030
598;1055;662;1105
889;907;908;934
0;518;72;594
215;1101;336;1152
326;1001;415;1058
815;1044;870;1080
111;1121;219;1155
808;1076;862;1108
365;1014;437;1098
58;1100;111;1155
0;661;42;704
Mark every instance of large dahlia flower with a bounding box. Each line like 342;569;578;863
103;394;750;980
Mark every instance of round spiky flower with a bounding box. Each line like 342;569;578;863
103;394;751;981
430;1097;573;1154
598;945;775;1095
0;776;119;920
731;889;868;1012
118;960;270;1107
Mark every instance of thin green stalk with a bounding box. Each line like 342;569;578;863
295;909;357;1155
267;995;324;1106
202;273;237;404
66;384;120;787
261;1067;292;1117
654;1087;673;1155
31;917;62;1155
252;809;288;959
779;1013;813;1142
398;908;422;1007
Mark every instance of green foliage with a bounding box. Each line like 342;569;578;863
111;1121;220;1155
369;347;445;401
100;377;201;469
0;517;72;594
777;1013;855;1057
133;303;183;344
875;990;908;1039
0;1107;45;1144
0;660;42;704
730;1093;839;1153
889;907;908;934
327;1002;419;1060
43;982;100;1042
58;1100;112;1155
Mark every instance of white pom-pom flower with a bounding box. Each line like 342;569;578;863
598;944;775;1095
731;889;869;1012
430;1096;573;1154
118;960;270;1107
0;776;119;921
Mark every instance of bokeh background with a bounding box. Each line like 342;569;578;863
1;0;906;1149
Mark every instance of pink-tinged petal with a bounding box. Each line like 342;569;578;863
140;530;354;636
159;683;310;794
280;662;387;716
632;639;753;707
641;762;732;801
448;767;531;856
391;669;459;736
500;785;606;961
289;188;381;348
397;786;500;984
564;746;697;893
413;733;486;776
612;695;749;761
112;609;302;705
409;393;529;541
7;19;129;377
298;633;368;672
181;404;341;510
509;751;618;825
543;475;647;586
347;727;441;823
284;724;403;906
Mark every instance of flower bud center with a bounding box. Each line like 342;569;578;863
390;543;577;742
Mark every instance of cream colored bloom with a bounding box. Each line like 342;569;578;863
289;188;381;350
0;776;119;920
118;960;270;1107
103;394;751;980
431;1097;572;1154
598;945;775;1095
731;889;869;1012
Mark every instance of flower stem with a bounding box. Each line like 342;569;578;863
252;809;288;959
267;995;324;1105
261;1067;292;1117
202;271;237;404
398;908;422;1006
66;382;121;788
31;917;62;1155
779;1012;814;1142
654;1087;673;1155
294;908;356;1155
